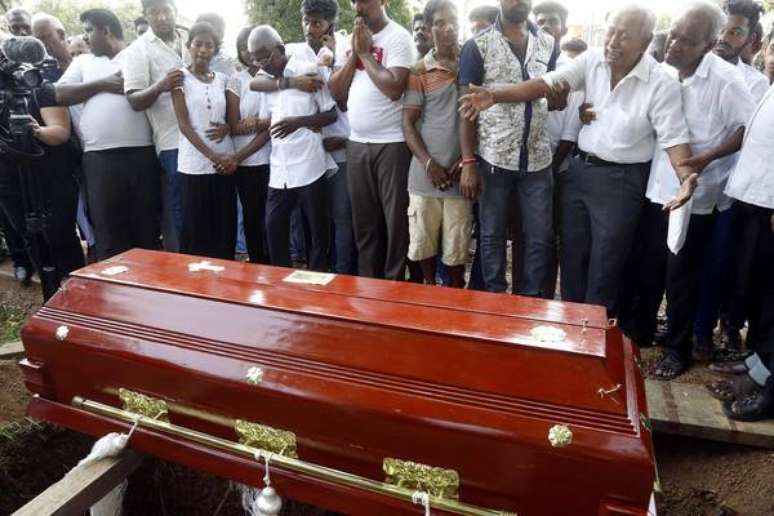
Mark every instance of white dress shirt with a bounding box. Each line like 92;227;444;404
285;39;351;165
123;28;191;152
545;53;583;173
261;56;337;189
543;48;690;164
738;60;769;103
725;84;774;209
227;69;270;167
647;53;754;214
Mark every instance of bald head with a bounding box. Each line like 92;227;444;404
32;13;66;37
247;25;283;53
32;13;70;67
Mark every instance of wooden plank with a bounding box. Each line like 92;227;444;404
646;379;774;449
0;341;24;359
12;450;143;516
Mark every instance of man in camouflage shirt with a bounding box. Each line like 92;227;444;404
458;0;556;296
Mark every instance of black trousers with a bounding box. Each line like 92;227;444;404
346;141;410;280
236;165;270;264
733;202;774;354
560;157;649;315
83;147;161;261
0;208;31;268
620;202;715;355
0;160;84;283
178;172;236;260
265;175;329;271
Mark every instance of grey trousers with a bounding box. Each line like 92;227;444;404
346;141;410;280
560;156;649;315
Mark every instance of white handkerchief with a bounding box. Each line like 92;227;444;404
667;197;694;255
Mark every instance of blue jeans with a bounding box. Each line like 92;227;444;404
235;196;247;255
478;161;553;295
327;163;357;274
158;149;182;252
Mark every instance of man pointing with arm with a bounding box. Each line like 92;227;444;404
460;4;698;318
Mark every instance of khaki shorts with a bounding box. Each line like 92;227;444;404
407;194;473;266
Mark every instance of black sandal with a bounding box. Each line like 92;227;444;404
707;379;736;402
652;354;689;381
723;392;771;422
706;375;758;402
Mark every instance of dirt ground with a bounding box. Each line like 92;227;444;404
2;274;774;515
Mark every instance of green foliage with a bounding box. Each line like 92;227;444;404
245;0;415;43
13;0;143;41
0;304;25;344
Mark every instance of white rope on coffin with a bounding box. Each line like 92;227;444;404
412;490;431;516
66;417;140;516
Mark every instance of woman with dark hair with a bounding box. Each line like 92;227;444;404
226;25;272;263
171;21;239;259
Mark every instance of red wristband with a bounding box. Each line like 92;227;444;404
460;158;477;167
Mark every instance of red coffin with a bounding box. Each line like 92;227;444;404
20;249;655;516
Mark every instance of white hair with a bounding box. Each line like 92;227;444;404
609;4;658;40
680;1;727;42
32;13;66;34
247;25;283;53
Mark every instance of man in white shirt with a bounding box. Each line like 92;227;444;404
626;3;755;380
533;0;584;296
459;5;697;317
714;0;768;102
715;86;774;422
123;0;190;253
56;9;160;261
329;0;415;280
765;27;774;85
250;26;338;272
695;0;768;353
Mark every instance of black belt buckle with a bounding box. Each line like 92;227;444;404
578;151;609;167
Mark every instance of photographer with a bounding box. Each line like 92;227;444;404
0;43;84;289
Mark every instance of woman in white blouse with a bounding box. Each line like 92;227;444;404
171;22;238;259
226;25;271;264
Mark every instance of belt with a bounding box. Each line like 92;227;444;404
576;150;620;167
576;150;651;169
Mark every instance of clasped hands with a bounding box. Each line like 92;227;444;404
426;158;463;192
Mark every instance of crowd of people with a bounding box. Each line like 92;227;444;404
0;0;773;421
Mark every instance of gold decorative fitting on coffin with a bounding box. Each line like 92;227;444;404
234;419;298;458
547;424;573;448
383;458;460;499
72;395;514;515
118;388;170;421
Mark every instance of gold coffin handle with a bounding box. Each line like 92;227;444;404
72;395;515;516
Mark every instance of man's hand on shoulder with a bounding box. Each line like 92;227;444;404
155;69;184;93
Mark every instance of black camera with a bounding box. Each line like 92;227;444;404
0;36;53;157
